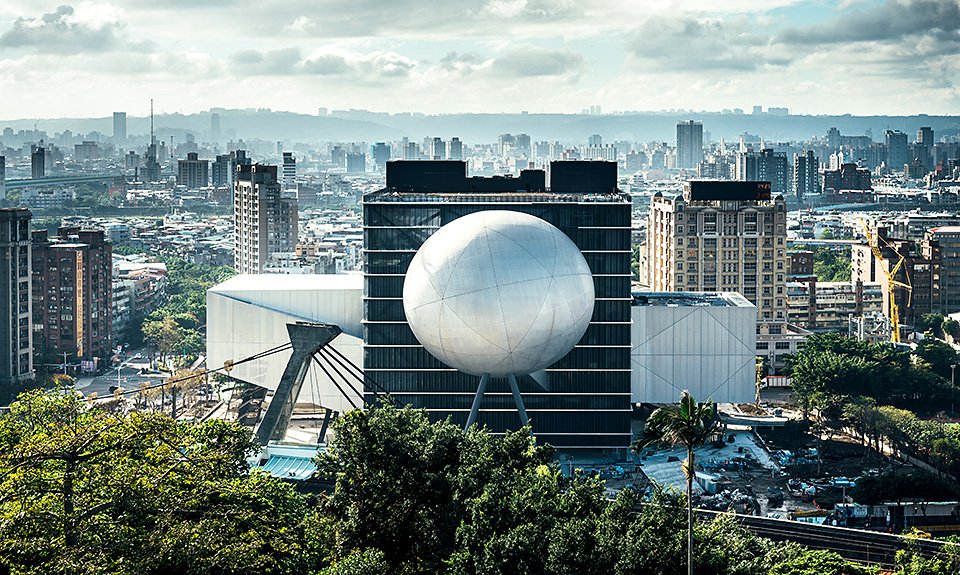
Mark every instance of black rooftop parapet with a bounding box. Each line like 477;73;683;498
685;180;772;201
385;160;615;194
386;160;468;192
548;161;617;193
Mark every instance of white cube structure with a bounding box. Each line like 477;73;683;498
206;274;364;413
631;292;757;404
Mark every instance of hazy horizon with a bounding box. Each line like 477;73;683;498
1;0;958;119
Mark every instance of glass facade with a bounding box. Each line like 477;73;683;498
362;161;633;450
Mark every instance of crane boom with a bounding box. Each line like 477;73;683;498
862;223;912;343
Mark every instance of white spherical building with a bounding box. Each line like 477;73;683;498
402;210;594;377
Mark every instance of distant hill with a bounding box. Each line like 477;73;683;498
3;109;959;144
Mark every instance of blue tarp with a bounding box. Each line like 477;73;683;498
257;455;317;481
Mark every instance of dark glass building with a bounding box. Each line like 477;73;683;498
362;160;632;450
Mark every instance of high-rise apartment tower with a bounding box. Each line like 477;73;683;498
676;120;704;169
0;209;33;387
233;164;298;274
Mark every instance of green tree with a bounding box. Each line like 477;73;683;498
915;337;959;380
633;391;718;575
143;317;183;364
318;549;390;575
896;536;960;574
0;390;320;574
768;549;875;575
785;333;951;413
916;314;947;337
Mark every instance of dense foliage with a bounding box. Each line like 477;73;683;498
787;333;952;415
4;393;957;574
791;245;851;282
916;314;960;342
787;333;960;483
138;257;234;362
0;389;318;574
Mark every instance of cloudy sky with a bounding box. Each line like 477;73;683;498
0;0;957;119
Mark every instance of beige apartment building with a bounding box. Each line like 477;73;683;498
644;181;805;372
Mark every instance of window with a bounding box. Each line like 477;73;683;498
775;341;791;350
756;342;769;350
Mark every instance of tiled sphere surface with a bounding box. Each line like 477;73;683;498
403;210;594;377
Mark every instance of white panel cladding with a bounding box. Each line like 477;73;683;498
631;294;757;404
206;275;363;413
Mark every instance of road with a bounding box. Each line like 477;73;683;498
74;350;163;398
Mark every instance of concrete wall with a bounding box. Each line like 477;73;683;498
631;299;757;404
206;274;364;413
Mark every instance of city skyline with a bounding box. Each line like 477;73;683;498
0;0;958;118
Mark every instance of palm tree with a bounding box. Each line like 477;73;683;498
633;391;718;575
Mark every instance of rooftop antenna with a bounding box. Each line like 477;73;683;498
150;99;155;145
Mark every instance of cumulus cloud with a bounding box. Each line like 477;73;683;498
777;0;960;44
302;49;416;78
439;51;486;74
0;2;152;53
278;0;581;38
630;15;788;71
489;47;585;78
231;47;302;75
229;47;416;80
775;0;960;93
437;47;585;80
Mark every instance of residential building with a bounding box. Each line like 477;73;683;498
364;160;632;450
1;156;6;199
74;141;100;162
645;180;788;323
793;150;820;202
212;154;232;188
822;163;871;191
371;143;391;172
885;213;960;241
346;152;365;174
447;138;463;161
885;130;908;172
928;226;960;314
32;227;113;367
282;152;296;191
210;113;221;142
177;152;209;189
113;112;127;144
430;137;445;160
787;280;883;332
852;227;941;332
0;209;33;387
645;180;805;371
233;164;298;274
698;155;735;180
676;120;704;169
31;146;45;179
736;149;789;195
788;250;815;279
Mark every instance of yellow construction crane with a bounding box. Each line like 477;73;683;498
862;222;912;343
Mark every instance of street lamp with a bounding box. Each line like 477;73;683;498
115;353;143;388
952;364;957;416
